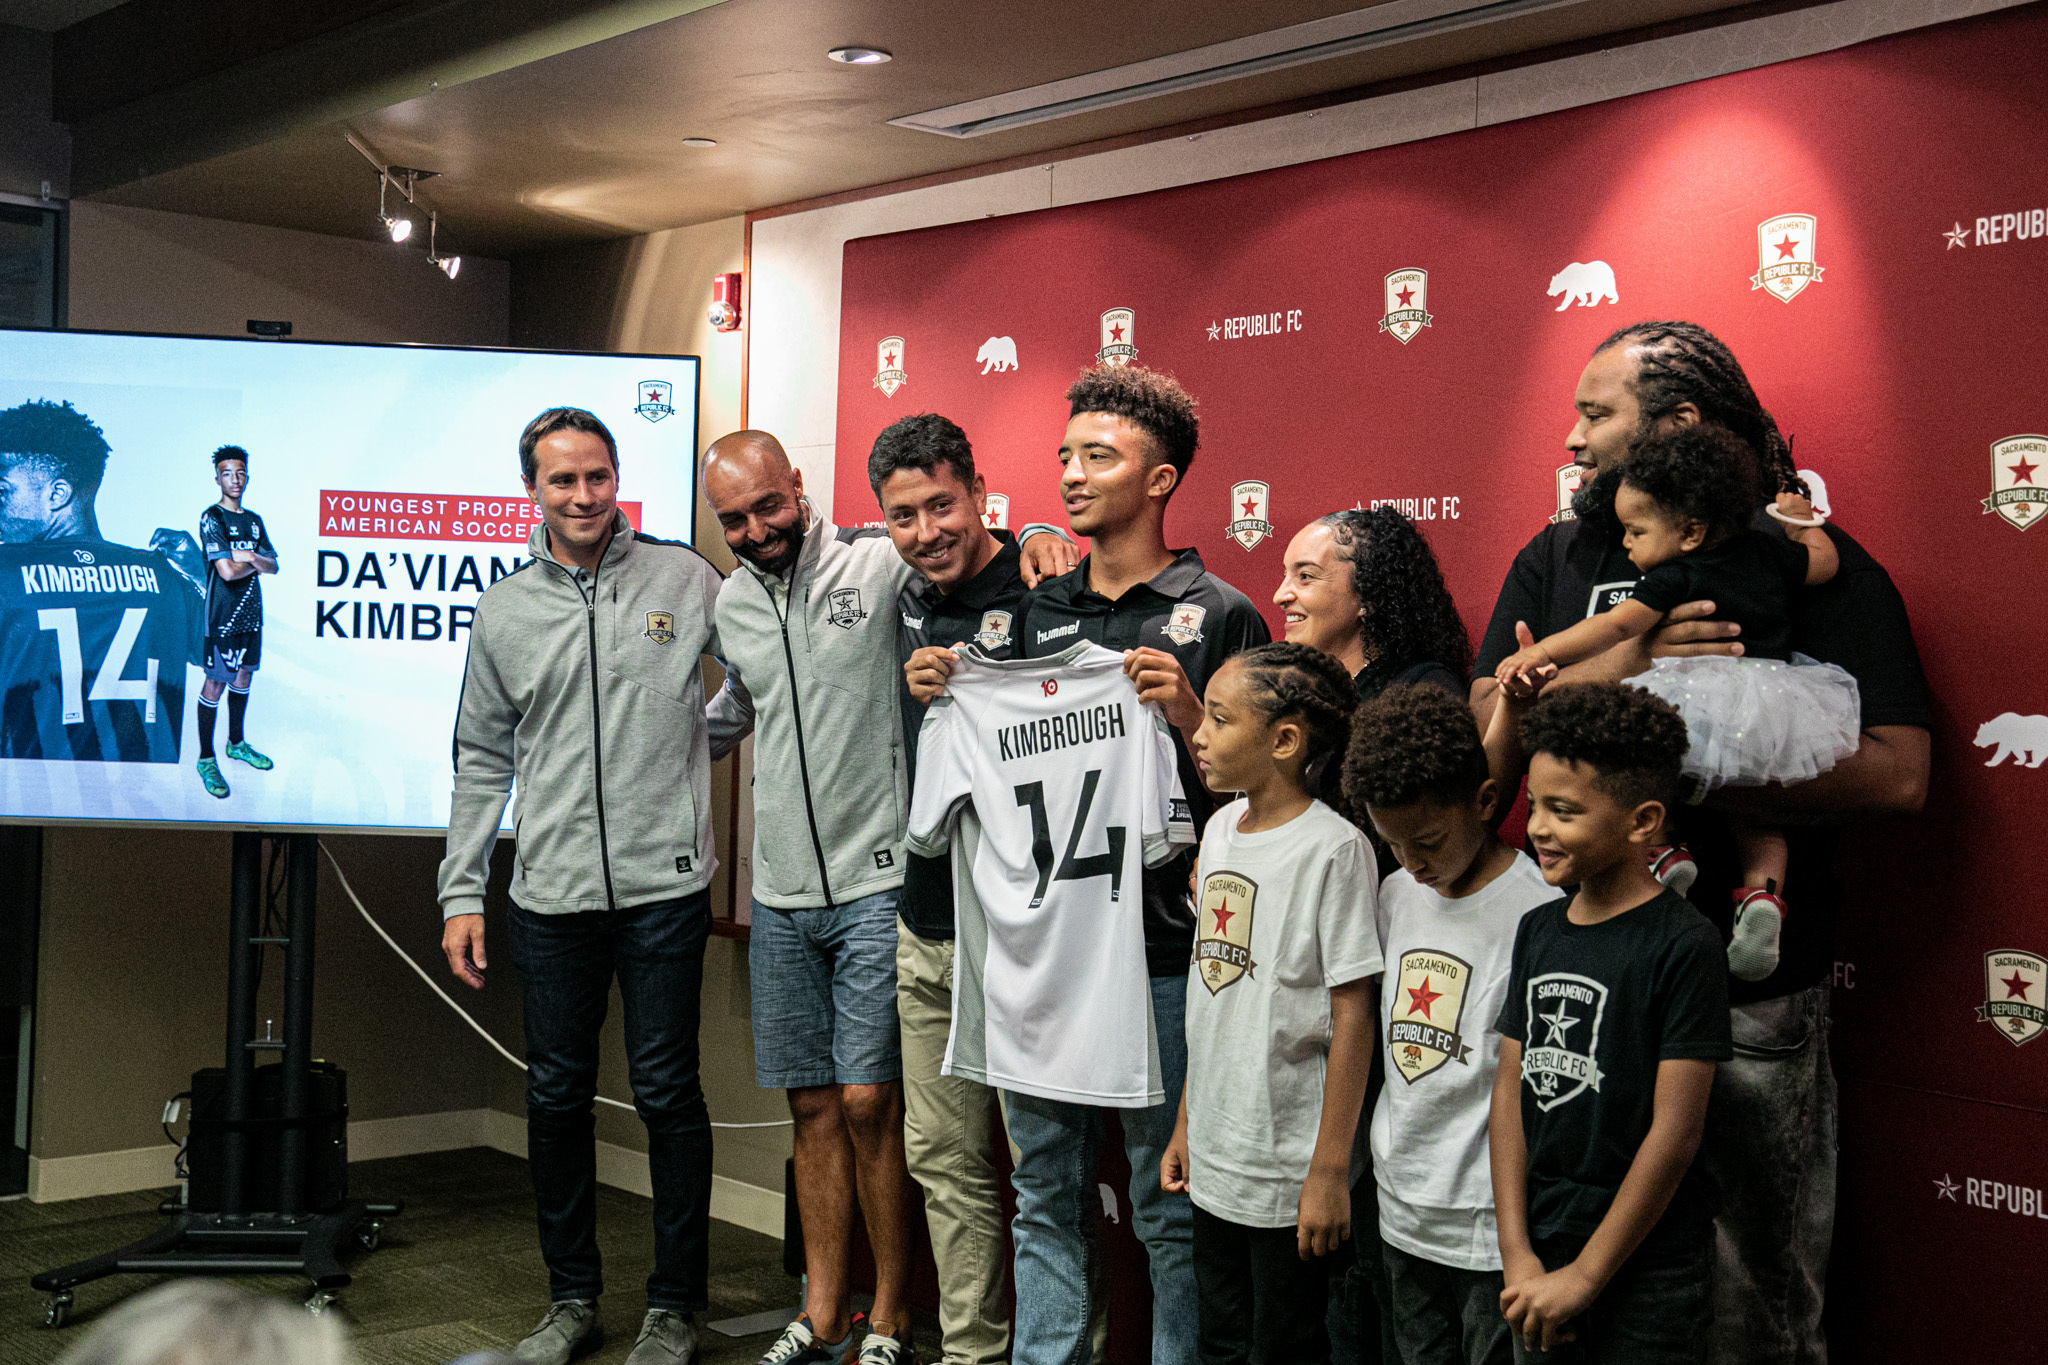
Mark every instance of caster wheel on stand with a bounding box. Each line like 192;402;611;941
305;1289;339;1316
356;1221;381;1252
44;1292;73;1329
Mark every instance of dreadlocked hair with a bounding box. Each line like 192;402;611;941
1315;507;1471;683
1230;642;1359;805
1595;320;1808;498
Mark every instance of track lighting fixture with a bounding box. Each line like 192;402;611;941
377;173;412;241
428;212;461;281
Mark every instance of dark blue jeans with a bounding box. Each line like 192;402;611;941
506;892;713;1311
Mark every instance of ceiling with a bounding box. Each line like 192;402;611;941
43;0;1784;257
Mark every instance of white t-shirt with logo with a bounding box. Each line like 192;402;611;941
1184;798;1384;1228
906;641;1194;1107
1371;852;1553;1270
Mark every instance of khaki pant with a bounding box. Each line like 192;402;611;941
898;923;1010;1364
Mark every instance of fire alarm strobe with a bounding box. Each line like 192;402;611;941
709;272;742;332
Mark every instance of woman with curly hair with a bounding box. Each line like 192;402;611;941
1273;507;1471;705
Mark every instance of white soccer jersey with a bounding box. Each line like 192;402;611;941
907;640;1195;1106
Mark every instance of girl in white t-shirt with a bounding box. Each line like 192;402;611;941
1162;642;1384;1365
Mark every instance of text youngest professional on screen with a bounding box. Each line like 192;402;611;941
438;407;749;1365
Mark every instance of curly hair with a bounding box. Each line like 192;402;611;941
1595;320;1807;498
1315;508;1470;682
0;399;111;497
1066;364;1199;485
1343;683;1490;813
867;412;975;498
1619;425;1761;545
1230;642;1359;802
1519;682;1689;810
212;444;250;468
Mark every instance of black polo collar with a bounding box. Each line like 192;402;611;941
1045;545;1209;606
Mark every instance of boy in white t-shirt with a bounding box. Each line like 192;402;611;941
1344;684;1552;1365
1161;643;1382;1365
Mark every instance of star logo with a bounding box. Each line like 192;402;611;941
1538;1002;1578;1047
1945;221;1970;250
1985;437;2048;532
875;336;907;396
2005;971;2033;1000
1395;285;1415;307
1109;323;1124;342
985;508;999;526
1774;234;1801;260
1405;976;1442;1019
2011;458;2038;486
1379;268;1431;344
1196;872;1257;994
1978;949;2048;1045
1097;308;1137;367
883;350;897;368
1934;1173;1960;1201
1752;214;1822;303
1207;321;1221;341
1227;480;1272;550
1240;495;1259;517
1211;899;1236;936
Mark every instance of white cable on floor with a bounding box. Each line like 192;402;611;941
322;844;791;1129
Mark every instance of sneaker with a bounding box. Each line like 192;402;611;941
759;1315;859;1365
512;1299;604;1365
196;756;230;799
1728;886;1786;982
626;1310;699;1365
1648;844;1698;897
225;739;273;771
859;1326;919;1365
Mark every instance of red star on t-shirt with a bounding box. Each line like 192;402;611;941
1240;495;1259;517
1774;235;1801;259
1394;286;1415;308
1211;900;1235;936
1405;976;1442;1019
883;351;897;368
2005;971;2034;1000
1109;323;1125;342
2010;457;2039;485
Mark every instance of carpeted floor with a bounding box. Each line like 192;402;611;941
0;1148;817;1364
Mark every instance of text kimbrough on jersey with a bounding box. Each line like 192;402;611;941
998;703;1129;762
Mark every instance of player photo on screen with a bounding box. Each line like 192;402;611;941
0;330;699;832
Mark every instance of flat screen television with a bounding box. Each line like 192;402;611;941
0;327;701;832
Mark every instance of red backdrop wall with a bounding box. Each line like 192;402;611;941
834;7;2048;1355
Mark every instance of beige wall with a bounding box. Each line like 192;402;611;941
67;201;510;344
510;214;791;1191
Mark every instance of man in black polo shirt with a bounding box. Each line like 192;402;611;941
1471;321;1930;1365
914;364;1265;1365
877;413;1028;1365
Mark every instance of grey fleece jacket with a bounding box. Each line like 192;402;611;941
438;515;747;919
709;506;917;909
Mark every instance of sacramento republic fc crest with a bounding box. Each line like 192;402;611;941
1551;463;1584;525
1521;973;1607;1111
1097;308;1137;367
875;337;907;396
635;380;674;423
1389;950;1476;1084
1196;872;1257;994
982;492;1009;529
1983;435;2048;531
1380;268;1432;344
1752;214;1824;303
1978;949;2046;1046
1162;602;1206;647
975;610;1013;651
642;610;676;645
1228;481;1273;550
827;588;866;629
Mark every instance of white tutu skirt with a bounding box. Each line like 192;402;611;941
1632;654;1861;790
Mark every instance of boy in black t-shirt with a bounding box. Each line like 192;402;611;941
195;445;278;798
1490;683;1732;1362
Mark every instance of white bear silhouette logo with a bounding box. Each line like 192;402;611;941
1976;713;2048;768
977;336;1019;374
1547;261;1619;311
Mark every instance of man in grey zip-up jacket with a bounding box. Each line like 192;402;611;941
702;429;1066;1365
438;408;743;1365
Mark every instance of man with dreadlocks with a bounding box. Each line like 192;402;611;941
1470;321;1930;1364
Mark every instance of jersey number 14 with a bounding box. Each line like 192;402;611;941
1013;769;1127;909
38;606;161;724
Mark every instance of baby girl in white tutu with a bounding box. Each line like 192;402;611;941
1494;426;1860;981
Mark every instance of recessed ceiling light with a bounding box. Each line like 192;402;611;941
827;46;891;65
680;137;718;148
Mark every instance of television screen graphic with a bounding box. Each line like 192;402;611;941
0;328;700;832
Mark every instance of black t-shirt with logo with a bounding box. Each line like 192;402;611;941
897;534;1027;942
1476;512;1931;1004
200;504;276;638
1021;548;1270;976
1628;529;1812;662
1494;888;1733;1251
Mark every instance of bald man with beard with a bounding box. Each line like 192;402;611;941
703;431;1072;1365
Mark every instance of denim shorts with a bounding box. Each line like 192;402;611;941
748;889;903;1088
